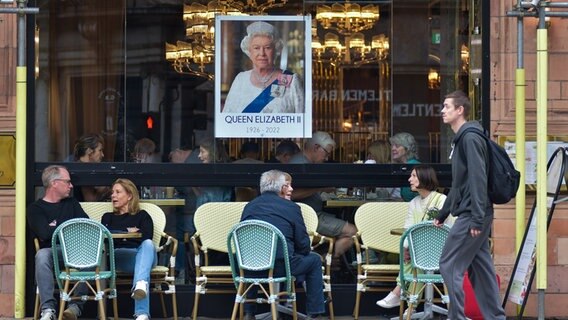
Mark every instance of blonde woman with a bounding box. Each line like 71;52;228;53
101;179;156;320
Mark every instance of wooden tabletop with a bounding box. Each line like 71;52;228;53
111;232;142;239
141;199;185;206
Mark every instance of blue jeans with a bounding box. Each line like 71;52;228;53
114;239;157;318
244;252;325;316
35;247;86;312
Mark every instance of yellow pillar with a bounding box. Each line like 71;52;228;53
515;69;526;253
535;28;547;291
15;66;27;318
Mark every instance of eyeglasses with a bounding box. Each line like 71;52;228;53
55;179;72;185
317;144;331;158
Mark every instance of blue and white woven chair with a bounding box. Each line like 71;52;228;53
51;218;118;320
227;220;297;320
399;221;450;320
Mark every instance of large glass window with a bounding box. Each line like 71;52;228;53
34;0;480;165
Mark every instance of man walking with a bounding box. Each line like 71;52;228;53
434;90;506;319
27;165;89;320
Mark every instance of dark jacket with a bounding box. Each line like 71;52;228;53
240;192;311;270
27;197;89;249
438;121;493;230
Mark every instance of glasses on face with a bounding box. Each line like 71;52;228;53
317;144;331;158
55;179;72;186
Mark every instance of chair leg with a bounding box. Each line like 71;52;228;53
159;292;167;318
95;279;106;320
352;288;362;320
112;296;119;320
34;289;40;320
192;287;201;320
291;284;297;320
58;280;70;320
231;283;244;320
171;292;179;320
398;299;405;320
326;289;334;320
269;283;277;320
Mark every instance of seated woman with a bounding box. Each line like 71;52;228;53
101;178;156;320
376;165;453;311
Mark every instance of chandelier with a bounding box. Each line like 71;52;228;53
166;0;287;78
312;32;389;66
315;2;379;35
165;41;214;79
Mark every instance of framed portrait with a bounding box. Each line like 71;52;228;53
214;15;312;138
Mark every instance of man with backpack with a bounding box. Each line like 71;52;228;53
434;90;506;320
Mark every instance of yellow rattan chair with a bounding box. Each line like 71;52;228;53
297;202;335;320
352;202;408;320
191;202;247;319
80;202;178;320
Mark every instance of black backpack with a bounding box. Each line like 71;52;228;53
455;127;521;204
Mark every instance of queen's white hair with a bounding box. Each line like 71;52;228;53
240;21;284;59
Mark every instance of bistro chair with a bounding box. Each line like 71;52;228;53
352;202;408;320
399;221;450;320
297;202;335;319
51;218;118;320
80;202;179;320
191;202;247;319
227;220;297;320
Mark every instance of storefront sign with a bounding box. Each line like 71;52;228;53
393;103;442;117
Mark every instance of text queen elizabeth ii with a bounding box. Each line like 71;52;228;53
222;21;305;113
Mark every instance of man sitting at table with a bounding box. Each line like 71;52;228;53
240;170;326;320
289;131;357;258
27;165;89;320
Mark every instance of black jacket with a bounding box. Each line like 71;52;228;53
438;121;493;230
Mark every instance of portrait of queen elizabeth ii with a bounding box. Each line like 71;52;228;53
222;21;305;114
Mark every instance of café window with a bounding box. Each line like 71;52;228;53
33;0;482;165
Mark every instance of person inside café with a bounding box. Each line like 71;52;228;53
233;141;263;164
365;140;401;200
390;132;420;202
27;165;89;320
289;131;357;259
267;139;301;163
195;138;233;206
72;133;110;201
101;178;156;320
240;169;326;320
132;138;161;163
376;165;452;313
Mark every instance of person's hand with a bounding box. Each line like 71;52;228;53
470;228;481;237
127;227;140;233
403;247;411;262
433;218;444;227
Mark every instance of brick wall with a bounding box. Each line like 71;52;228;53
0;6;17;317
492;1;568;317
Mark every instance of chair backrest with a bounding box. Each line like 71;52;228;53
297;202;318;237
52;218;114;270
354;202;408;253
227;220;292;292
80;202;166;247
403;221;450;272
194;202;247;253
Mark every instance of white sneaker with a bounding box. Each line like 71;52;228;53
132;280;148;300
40;308;56;320
135;314;149;320
376;291;400;308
